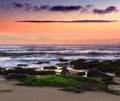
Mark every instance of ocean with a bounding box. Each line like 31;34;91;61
0;45;120;68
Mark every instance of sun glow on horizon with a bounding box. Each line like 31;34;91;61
0;0;120;44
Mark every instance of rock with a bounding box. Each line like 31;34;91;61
101;77;118;85
70;59;120;74
70;59;86;65
96;60;120;76
43;66;57;70
36;71;56;75
97;60;113;72
85;60;100;69
110;60;120;76
0;67;4;75
87;68;112;79
77;72;86;76
56;62;68;67
115;72;120;77
61;67;70;75
18;68;35;74
36;61;49;64
70;59;86;70
70;60;101;70
59;58;68;62
14;67;23;70
2;68;34;75
17;64;28;67
2;69;16;75
6;73;29;80
2;67;56;75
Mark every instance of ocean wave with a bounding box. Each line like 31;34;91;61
85;51;120;56
0;50;120;57
0;45;120;68
0;51;45;57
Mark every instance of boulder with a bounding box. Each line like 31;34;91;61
0;67;3;75
2;69;16;75
2;68;35;75
56;62;68;67
76;72;86;76
97;60;113;72
61;67;70;75
96;60;120;75
101;77;118;85
6;73;29;80
70;59;86;70
87;68;112;79
36;61;49;64
85;60;100;69
36;71;56;75
43;66;57;70
70;59;86;65
59;58;68;62
115;72;120;77
2;67;56;75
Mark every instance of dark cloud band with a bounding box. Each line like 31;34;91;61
50;5;82;12
4;2;119;14
93;6;118;14
7;2;83;12
16;20;119;23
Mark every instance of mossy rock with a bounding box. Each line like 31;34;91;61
19;74;120;95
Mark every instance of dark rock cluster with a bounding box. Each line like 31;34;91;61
70;59;120;85
43;66;57;70
1;67;55;76
6;73;29;80
70;59;120;77
0;59;120;84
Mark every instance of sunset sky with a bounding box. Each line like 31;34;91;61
0;0;120;44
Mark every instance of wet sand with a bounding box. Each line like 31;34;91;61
0;76;120;101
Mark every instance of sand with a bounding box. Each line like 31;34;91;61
0;76;120;101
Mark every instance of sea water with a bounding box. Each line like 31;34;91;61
0;45;120;68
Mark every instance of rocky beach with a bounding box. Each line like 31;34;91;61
0;45;120;101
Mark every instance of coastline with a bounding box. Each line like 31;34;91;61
0;45;120;101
